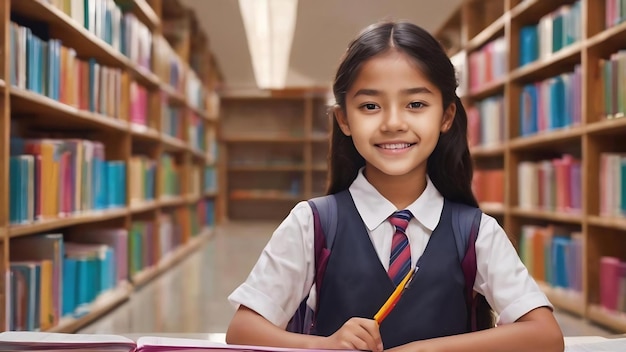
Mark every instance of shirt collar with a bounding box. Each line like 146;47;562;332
349;168;444;232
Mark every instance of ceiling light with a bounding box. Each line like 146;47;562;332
238;0;298;89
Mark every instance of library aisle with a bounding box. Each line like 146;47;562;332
76;221;614;338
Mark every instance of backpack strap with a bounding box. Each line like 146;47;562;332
307;194;338;318
309;194;338;251
451;202;482;332
286;195;338;334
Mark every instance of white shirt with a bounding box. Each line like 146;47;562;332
228;169;552;329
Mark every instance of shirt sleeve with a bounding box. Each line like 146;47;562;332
227;201;316;328
473;214;553;325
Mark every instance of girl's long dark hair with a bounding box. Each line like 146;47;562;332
326;21;477;209
325;21;494;330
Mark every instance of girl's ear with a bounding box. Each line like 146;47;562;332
334;106;352;136
440;102;456;133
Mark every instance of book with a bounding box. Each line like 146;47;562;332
565;336;626;351
0;331;359;352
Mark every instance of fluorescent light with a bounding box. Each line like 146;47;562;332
238;0;298;89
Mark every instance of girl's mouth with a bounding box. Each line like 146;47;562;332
376;143;415;150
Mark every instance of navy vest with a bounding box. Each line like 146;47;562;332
314;191;469;348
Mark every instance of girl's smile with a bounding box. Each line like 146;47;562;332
375;142;416;155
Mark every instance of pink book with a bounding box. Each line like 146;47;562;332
0;332;364;352
600;256;621;311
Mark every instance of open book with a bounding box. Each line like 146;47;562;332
564;336;626;352
0;331;358;352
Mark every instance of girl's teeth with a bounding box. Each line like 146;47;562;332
381;143;410;149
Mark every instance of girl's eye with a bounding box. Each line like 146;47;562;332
361;103;379;110
408;101;425;109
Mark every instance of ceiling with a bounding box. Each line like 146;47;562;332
180;0;463;91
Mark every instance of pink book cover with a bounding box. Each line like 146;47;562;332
130;82;139;125
0;332;364;352
617;261;626;312
484;41;494;84
600;256;621;311
607;0;614;29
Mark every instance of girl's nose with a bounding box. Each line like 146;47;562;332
381;108;408;132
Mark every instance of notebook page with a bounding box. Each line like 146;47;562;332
565;337;626;352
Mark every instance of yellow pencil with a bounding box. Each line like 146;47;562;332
374;267;418;324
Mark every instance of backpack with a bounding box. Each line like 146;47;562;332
285;194;492;334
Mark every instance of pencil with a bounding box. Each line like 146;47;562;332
373;267;418;324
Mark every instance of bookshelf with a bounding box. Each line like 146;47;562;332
436;0;626;333
1;0;222;333
219;89;331;221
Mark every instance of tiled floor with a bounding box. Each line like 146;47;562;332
78;221;614;338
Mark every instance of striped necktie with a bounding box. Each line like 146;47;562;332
388;210;413;287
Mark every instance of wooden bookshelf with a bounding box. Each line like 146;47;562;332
1;0;222;333
437;0;626;332
132;227;212;287
9;208;130;238
220;90;331;220
10;87;129;132
47;282;133;333
479;202;506;215
130;199;160;214
537;281;586;316
470;144;506;157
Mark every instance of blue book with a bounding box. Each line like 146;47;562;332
519;25;538;66
552;237;570;289
549;77;565;130
552;13;564;53
520;84;538;136
75;257;90;308
19;156;29;223
26;29;34;92
88;58;97;113
62;258;77;316
10;157;20;224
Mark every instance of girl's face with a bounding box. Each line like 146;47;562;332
336;50;455;183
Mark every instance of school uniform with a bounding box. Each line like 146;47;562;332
228;168;552;345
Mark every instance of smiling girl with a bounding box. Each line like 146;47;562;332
225;21;564;352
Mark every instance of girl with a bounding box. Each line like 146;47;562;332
226;21;564;352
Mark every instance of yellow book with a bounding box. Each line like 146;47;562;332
40;142;54;218
39;260;53;330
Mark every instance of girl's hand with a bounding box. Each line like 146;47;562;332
323;317;383;352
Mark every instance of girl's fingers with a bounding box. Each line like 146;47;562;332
351;320;383;352
360;320;384;351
